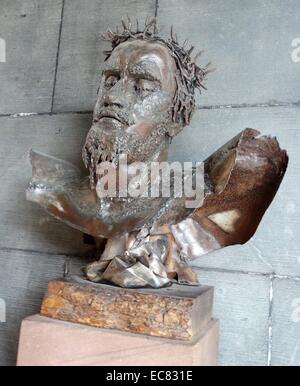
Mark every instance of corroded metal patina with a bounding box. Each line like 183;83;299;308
27;19;288;289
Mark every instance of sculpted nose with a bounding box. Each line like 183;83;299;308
103;79;128;108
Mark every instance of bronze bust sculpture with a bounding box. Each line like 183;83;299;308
27;18;288;289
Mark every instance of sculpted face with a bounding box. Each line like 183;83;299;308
83;39;179;187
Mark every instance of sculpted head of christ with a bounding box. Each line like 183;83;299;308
82;18;210;189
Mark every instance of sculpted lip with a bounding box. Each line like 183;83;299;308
94;111;129;126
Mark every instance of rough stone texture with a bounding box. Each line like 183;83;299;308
271;278;300;366
195;269;270;366
53;0;156;112
40;279;214;341
0;0;63;114
157;0;300;107
17;315;219;366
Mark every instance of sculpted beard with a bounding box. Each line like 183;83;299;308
82;123;170;190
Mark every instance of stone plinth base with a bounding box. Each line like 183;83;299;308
40;278;214;342
17;315;219;366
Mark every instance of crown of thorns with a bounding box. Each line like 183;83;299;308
101;17;212;126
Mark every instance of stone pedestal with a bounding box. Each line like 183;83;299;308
40;277;214;342
17;315;219;366
17;277;219;366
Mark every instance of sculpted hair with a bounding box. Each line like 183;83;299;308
102;17;211;126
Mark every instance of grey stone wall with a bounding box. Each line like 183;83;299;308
0;0;299;366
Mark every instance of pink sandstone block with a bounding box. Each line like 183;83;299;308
17;315;219;366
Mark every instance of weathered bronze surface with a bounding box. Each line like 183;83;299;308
40;278;214;341
27;18;288;288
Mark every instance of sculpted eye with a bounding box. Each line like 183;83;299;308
105;75;120;90
136;79;158;97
